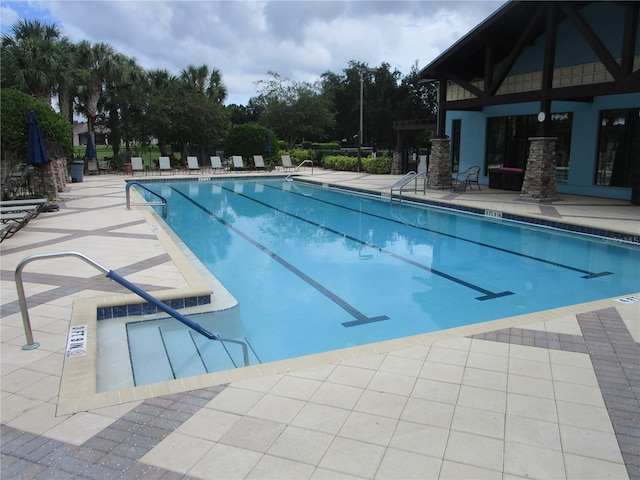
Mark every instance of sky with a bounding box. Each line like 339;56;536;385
0;0;506;106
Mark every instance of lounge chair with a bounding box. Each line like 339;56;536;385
0;205;40;216
231;156;246;171
0;197;57;214
0;212;33;242
452;166;481;191
131;157;144;175
253;155;267;171
87;160;99;175
280;155;295;171
0;197;48;208
210;156;224;173
159;157;173;174
187;156;201;174
98;160;110;173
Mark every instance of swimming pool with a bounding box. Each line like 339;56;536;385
127;178;640;384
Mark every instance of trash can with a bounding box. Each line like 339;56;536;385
70;161;84;183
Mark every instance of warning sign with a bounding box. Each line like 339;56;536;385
66;324;87;358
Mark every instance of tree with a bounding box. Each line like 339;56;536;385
1;20;63;104
255;71;334;146
174;64;229;161
75;40;123;155
100;54;145;156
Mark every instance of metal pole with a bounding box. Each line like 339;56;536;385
357;71;364;172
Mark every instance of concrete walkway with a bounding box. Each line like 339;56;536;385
1;170;638;479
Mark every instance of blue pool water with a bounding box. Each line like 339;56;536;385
129;178;639;381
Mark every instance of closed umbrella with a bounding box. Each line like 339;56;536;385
27;110;49;166
85;133;96;159
265;130;271;153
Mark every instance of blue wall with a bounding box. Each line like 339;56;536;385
447;93;640;200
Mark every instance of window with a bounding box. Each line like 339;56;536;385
451;119;461;172
486;114;573;182
595;109;640;187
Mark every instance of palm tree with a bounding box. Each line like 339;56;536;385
75;40;123;154
102;53;144;156
1;19;63;104
207;68;227;103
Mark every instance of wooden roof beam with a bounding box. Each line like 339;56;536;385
621;2;639;80
558;2;622;82
486;3;547;96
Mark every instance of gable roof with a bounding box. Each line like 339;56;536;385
419;1;590;82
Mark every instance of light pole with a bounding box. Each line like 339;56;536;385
357;68;376;173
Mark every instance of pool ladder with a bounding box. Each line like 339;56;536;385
285;160;314;181
126;181;167;218
389;171;427;203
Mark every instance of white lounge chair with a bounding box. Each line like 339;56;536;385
98;159;110;173
131;157;144;175
87;160;99;175
210;156;224;172
187;156;201;174
280;155;295;171
159;156;173;174
232;156;245;171
253;155;267;171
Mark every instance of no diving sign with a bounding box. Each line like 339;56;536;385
66;324;87;357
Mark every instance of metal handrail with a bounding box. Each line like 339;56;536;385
126;181;167;218
285;159;314;181
15;251;219;350
390;171;427;203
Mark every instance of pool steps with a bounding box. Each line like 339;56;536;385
128;322;260;386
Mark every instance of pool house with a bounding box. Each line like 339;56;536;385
418;0;640;202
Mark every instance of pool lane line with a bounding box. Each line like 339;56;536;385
170;187;390;326
212;184;513;301
262;182;613;280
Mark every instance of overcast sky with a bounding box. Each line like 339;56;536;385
1;0;505;105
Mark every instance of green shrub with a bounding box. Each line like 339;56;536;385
1;89;73;159
323;155;358;171
224;123;279;168
362;155;392;174
322;154;392;174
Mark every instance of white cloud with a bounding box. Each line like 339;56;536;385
3;0;505;105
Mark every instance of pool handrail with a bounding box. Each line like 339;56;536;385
15;251;219;350
285;159;314;181
390;171;427;202
126;181;167;218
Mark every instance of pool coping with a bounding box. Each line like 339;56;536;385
56;176;639;415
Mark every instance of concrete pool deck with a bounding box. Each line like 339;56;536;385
1;170;638;479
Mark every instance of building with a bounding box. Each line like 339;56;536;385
419;1;640;201
72;123;109;147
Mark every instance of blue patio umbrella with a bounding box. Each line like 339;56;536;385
27;110;49;166
85;133;97;159
265;130;271;153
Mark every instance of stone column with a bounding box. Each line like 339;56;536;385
391;151;402;175
427;138;452;189
521;137;558;201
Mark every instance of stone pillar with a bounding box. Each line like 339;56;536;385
521;137;558;201
427;138;452;189
391;151;402;175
